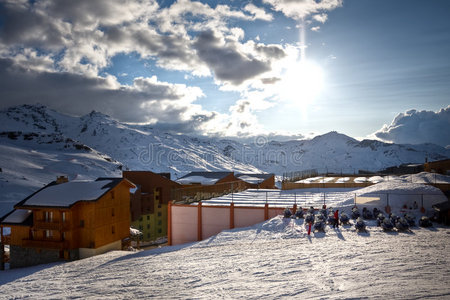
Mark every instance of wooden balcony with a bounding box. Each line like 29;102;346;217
22;239;69;249
34;221;71;231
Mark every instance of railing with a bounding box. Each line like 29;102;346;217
172;180;248;203
34;221;71;231
22;239;69;249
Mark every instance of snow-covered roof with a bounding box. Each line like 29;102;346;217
19;180;114;208
176;176;220;185
2;209;32;224
176;172;233;185
235;173;273;184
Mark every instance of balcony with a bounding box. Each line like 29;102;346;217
34;221;71;231
22;239;69;249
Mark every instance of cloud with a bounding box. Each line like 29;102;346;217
373;106;450;147
263;0;342;20
0;58;208;126
244;3;274;21
0;0;303;139
313;13;328;23
193;30;271;85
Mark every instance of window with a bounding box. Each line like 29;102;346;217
157;212;162;217
158;220;162;225
158;229;162;234
147;215;150;220
112;226;115;234
147;233;150;238
45;230;53;239
139;225;143;230
44;211;53;222
147;224;150;229
62;232;66;241
62;212;66;223
139;216;143;222
80;220;85;228
158;204;161;209
112;208;115;217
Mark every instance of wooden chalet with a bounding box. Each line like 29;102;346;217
0;177;135;268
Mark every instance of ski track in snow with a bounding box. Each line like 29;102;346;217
1;216;449;299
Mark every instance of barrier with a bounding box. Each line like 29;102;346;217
168;202;291;246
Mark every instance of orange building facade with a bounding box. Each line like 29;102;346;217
1;177;135;268
123;171;180;241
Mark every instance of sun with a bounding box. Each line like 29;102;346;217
279;59;324;107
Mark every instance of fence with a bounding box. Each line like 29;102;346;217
282;169;318;182
171;180;248;203
282;181;374;190
168;188;447;245
168;202;286;246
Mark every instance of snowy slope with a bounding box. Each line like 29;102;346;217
1;216;449;299
0;132;122;215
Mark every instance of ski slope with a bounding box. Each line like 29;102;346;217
1;216;449;299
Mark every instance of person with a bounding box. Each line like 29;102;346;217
413;201;418;209
333;209;339;228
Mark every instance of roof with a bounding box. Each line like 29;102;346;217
235;173;274;184
1;209;33;226
13;178;134;209
176;171;233;185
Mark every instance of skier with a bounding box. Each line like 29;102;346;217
333;209;339;228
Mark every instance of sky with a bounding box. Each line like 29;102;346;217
0;0;449;146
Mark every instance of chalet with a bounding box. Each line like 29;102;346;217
235;173;276;189
122;171;180;242
0;177;135;268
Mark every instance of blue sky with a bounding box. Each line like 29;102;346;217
0;0;449;145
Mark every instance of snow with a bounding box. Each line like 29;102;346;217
176;176;219;185
23;180;112;207
130;228;142;237
1;216;449;299
335;177;350;183
1;181;449;298
353;176;368;183
236;175;265;184
2;209;32;224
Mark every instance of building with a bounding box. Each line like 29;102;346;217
424;159;450;175
122;171;180;242
0;177;135;268
173;171;247;203
235;173;276;189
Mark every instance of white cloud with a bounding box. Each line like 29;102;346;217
372;106;450;147
313;13;328;23
244;3;274;21
263;0;342;20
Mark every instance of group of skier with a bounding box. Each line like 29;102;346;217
284;204;433;234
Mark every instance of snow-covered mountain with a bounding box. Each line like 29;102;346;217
0;104;449;215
